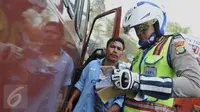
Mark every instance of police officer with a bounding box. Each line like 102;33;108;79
111;1;200;111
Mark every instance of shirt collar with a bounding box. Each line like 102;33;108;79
37;46;64;56
99;58;119;69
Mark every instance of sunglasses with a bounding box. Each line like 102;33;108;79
134;19;156;33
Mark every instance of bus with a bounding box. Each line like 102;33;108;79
0;0;137;112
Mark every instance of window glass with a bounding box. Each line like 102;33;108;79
75;0;90;41
79;0;89;39
63;0;77;17
68;0;76;11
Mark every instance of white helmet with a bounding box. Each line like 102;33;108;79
123;1;167;35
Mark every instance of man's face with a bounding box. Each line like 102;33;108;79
105;41;124;62
42;25;62;46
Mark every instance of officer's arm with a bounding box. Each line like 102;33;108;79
170;36;200;97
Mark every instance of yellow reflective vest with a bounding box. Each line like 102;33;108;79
124;36;176;112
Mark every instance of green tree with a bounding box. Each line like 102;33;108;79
166;22;191;34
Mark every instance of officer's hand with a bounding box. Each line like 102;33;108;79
65;101;73;112
111;69;140;91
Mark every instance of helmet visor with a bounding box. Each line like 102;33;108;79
134;19;156;34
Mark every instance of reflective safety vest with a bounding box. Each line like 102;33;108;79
124;36;176;112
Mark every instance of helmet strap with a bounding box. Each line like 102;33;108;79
138;32;156;49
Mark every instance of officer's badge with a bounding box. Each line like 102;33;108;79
175;46;186;54
144;66;157;77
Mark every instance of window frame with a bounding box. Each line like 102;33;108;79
78;7;122;65
74;0;90;41
63;0;79;19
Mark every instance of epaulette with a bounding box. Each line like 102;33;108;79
170;33;184;39
163;33;185;41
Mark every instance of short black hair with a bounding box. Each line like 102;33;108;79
44;21;64;37
106;37;125;50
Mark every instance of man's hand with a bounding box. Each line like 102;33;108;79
65;89;80;112
104;104;120;112
65;101;73;112
111;69;140;91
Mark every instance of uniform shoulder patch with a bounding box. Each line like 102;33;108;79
173;37;186;54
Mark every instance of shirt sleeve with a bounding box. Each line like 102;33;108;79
74;63;90;92
113;96;124;108
169;35;200;97
106;96;124;108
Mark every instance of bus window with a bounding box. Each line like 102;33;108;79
75;0;90;41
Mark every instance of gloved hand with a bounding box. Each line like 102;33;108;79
112;69;173;100
111;69;140;91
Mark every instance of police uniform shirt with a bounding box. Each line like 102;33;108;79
169;36;200;97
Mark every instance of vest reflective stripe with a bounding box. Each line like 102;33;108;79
153;38;169;55
125;36;176;112
125;98;173;112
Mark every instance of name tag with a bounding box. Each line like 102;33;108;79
144;66;157;77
